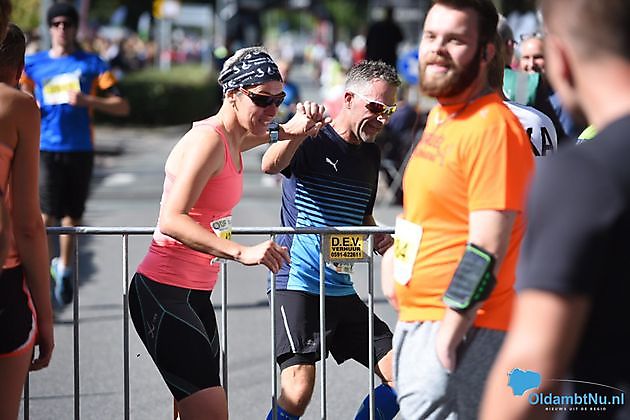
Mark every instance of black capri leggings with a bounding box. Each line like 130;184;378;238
128;273;221;401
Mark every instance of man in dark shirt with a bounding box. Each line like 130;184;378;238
262;60;400;420
481;1;630;419
365;7;404;68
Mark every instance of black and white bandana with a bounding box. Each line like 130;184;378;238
218;50;283;95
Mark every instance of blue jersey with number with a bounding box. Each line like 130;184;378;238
22;50;116;152
272;125;380;296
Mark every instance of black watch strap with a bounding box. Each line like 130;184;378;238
268;122;280;144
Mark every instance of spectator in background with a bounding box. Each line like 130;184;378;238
365;6;404;68
375;83;420;204
20;3;129;308
482;1;630;418
500;15;541;107
491;26;557;156
518;33;545;74
518;32;586;140
319;55;346;119
1;23;55;420
351;34;366;65
496;14;518;68
276;59;301;123
499;13;560;146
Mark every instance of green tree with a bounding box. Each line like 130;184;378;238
11;0;39;31
323;0;368;36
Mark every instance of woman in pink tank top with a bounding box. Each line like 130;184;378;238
128;46;327;420
0;23;54;420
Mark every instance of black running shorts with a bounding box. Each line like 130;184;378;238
129;273;221;401
0;266;36;357
271;290;393;371
39;151;94;220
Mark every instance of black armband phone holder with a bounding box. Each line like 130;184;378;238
442;243;497;311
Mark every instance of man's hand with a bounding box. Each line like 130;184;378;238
373;232;393;255
67;90;89;107
280;101;331;141
434;304;482;373
380;248;398;310
435;324;458;373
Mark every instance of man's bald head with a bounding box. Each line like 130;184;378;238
496;14;515;65
540;0;630;61
519;36;545;73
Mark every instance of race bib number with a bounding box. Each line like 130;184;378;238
211;216;232;240
326;262;355;274
393;217;423;285
210;216;232;265
42;72;81;105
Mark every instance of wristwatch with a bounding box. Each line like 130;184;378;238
268;122;280;144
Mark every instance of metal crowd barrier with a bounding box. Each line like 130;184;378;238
24;225;394;420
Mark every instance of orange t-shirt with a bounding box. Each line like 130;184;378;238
396;92;534;331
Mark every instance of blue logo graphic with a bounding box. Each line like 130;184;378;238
507;368;626;413
508;368;542;396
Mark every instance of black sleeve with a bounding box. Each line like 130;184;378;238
280;137;309;179
102;84;122;97
516;151;623;296
365;145;381;217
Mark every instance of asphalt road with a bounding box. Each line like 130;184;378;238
20;123;403;420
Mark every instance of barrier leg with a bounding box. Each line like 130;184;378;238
73;235;80;420
367;236;375;420
122;234;130;420
23;373;29;420
319;235;327;420
270;234;278;420
221;262;228;399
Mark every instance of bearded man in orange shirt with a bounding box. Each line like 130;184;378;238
380;1;534;418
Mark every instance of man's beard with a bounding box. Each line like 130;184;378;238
420;46;482;99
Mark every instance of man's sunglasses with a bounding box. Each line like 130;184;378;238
351;91;397;116
239;87;286;108
50;20;76;28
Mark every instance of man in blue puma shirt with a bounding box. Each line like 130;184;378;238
262;60;400;420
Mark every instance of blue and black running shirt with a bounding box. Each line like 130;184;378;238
274;124;380;296
22;50;117;152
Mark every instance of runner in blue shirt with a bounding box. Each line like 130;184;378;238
20;3;129;307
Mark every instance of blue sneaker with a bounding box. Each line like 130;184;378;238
51;257;73;306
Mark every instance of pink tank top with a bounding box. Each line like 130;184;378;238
0;142;20;269
137;120;243;290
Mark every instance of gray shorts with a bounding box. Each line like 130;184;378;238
393;320;504;420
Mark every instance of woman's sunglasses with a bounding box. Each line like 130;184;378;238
351;91;397;116
239;87;286;108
